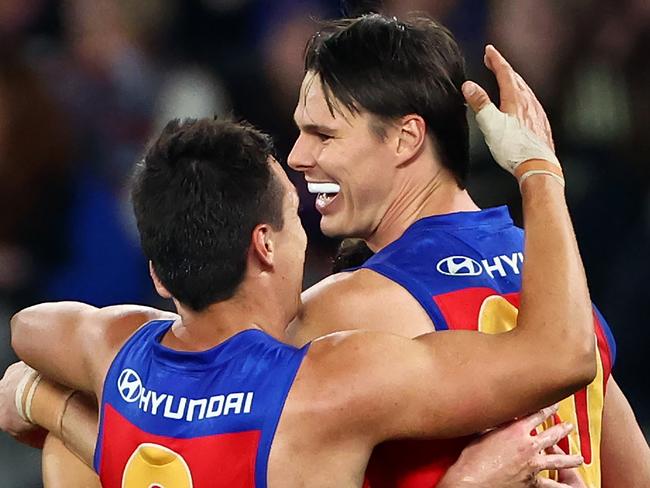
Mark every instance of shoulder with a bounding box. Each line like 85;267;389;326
82;304;176;345
300;269;391;310
89;305;177;391
289;269;433;345
78;301;173;345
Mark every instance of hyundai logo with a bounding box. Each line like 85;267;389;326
436;256;483;276
117;369;143;403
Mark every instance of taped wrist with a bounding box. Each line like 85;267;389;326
25;377;75;439
515;159;565;188
475;103;562;185
15;369;39;423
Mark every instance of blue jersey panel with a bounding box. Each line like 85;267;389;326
95;321;309;488
363;207;525;330
361;205;616;362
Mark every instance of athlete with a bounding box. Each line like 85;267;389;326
285;14;650;488
4;14;642;487
5;13;648;487
1;62;596;487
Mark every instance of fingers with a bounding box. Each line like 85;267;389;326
553;446;587;487
534;446;586;488
462;81;491;113
533;422;575;450
484;45;517;100
557;468;585;486
524;404;559;431
535;479;573;488
536;453;584;470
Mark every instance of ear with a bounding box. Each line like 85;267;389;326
149;261;172;299
395;114;427;165
250;223;275;270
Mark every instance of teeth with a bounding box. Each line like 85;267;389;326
308;182;340;194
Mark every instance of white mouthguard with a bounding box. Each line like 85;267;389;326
307;182;341;194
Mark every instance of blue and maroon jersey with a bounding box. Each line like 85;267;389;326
95;321;309;488
361;206;616;488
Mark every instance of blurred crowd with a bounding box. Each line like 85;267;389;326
0;1;648;485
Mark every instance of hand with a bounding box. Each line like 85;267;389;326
549;446;588;488
438;405;585;488
462;45;563;186
466;45;555;150
0;361;47;448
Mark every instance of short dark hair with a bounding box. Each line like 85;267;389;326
305;14;470;187
132;118;284;311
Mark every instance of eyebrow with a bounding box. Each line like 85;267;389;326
293;117;337;135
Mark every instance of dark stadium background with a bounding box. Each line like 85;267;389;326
0;0;648;485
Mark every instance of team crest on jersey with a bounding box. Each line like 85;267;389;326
122;443;193;488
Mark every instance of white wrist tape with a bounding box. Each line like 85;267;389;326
24;373;42;423
475;103;561;174
14;371;32;422
519;170;565;188
14;370;40;423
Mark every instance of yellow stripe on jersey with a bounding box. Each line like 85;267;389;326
478;295;605;488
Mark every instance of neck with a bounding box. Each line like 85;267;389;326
365;169;479;252
164;289;287;352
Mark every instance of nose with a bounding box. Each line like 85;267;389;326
288;133;316;173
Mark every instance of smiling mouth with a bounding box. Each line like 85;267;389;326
307;182;341;213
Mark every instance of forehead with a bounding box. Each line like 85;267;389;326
294;72;354;127
269;159;299;207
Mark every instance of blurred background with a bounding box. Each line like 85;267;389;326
0;0;648;485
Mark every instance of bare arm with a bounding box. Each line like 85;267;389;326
601;377;650;488
0;362;98;469
42;434;100;488
11;301;176;394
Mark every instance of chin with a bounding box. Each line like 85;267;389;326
320;216;356;239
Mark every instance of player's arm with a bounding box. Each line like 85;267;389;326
601;376;650;488
0;361;97;467
42;434;100;488
10;301;176;394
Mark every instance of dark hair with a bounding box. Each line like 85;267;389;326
132;118;284;311
305;14;470;187
332;239;374;273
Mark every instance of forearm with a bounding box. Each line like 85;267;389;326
23;374;97;467
43;434;101;488
517;173;595;384
412;176;596;435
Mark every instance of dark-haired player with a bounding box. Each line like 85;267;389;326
286;14;648;488
1;61;596;487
